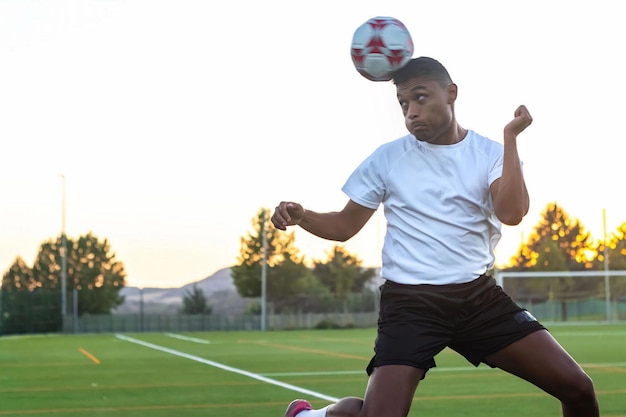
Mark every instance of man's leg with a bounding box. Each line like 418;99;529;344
485;329;599;417
288;279;451;417
288;364;425;417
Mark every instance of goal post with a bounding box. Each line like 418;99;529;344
494;270;626;323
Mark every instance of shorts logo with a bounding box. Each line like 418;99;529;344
514;310;537;324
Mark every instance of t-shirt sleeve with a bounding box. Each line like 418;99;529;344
488;143;504;185
341;152;385;210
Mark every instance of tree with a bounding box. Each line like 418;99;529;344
232;208;304;293
231;208;322;313
30;232;126;315
504;203;597;320
31;237;65;290
1;256;36;292
507;202;594;271
313;245;376;300
181;285;212;315
267;253;322;313
4;232;126;317
67;233;126;315
0;257;57;334
605;222;626;270
591;222;626;303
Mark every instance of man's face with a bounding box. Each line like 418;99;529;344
396;76;456;144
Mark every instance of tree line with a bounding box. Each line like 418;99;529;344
2;202;625;334
231;203;626;317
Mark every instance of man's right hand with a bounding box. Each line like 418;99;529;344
272;201;305;230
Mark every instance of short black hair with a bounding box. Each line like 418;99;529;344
392;57;453;86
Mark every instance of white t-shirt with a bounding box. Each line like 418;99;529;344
342;130;505;285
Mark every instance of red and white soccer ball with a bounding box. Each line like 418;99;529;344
350;16;414;82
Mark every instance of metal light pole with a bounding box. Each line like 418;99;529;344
139;287;144;332
60;174;67;332
261;210;267;331
603;208;611;322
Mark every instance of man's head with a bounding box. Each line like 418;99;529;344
392;57;453;87
392;57;460;144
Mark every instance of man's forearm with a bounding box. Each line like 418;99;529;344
298;210;354;242
495;137;529;225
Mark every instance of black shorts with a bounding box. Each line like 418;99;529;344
366;274;546;377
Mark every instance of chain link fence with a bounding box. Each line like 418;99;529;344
3;272;626;335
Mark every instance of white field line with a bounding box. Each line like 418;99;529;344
165;333;211;344
264;370;365;377
262;362;626;377
581;362;626;368
263;367;496;377
553;331;626;337
115;334;340;402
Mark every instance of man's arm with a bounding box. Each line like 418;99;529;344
271;199;376;241
491;105;532;225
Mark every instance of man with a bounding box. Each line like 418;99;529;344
271;57;599;417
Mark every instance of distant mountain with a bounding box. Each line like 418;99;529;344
113;267;253;315
114;266;383;316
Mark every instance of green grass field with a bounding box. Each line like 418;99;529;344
1;325;625;416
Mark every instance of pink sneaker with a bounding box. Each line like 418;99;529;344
284;399;312;417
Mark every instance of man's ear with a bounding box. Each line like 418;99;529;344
447;83;458;104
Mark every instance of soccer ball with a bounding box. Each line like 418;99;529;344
350;16;414;82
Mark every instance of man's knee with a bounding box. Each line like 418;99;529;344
327;397;364;417
561;371;597;405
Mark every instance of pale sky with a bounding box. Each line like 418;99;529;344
1;0;623;289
